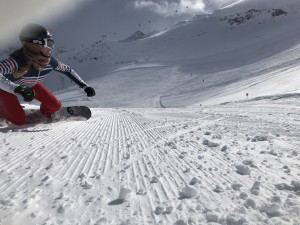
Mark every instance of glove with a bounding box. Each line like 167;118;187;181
84;86;96;97
14;86;35;102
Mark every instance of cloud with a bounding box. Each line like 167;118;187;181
134;0;205;16
133;0;242;16
0;0;92;47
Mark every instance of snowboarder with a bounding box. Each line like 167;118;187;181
0;23;96;125
246;93;249;99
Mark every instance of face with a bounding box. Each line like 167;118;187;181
40;45;52;57
24;43;52;57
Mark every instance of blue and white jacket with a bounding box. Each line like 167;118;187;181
0;48;88;94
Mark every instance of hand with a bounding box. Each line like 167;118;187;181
14;86;35;102
84;86;96;97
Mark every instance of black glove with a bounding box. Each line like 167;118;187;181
14;86;35;102
84;86;96;97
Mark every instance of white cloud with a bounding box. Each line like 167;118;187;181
134;0;204;16
133;0;242;16
0;0;92;47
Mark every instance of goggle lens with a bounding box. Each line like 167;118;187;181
45;38;54;48
30;38;54;49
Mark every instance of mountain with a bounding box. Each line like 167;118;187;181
48;0;300;107
119;30;148;42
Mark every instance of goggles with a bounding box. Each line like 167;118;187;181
27;38;55;49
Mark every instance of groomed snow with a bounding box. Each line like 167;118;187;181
0;96;299;225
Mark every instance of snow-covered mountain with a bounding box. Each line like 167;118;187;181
1;1;300;225
47;0;300;108
119;30;149;42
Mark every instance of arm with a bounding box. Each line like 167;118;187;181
0;58;20;93
53;58;95;96
53;59;88;88
0;57;35;102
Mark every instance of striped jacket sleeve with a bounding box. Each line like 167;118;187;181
0;58;19;93
53;58;88;88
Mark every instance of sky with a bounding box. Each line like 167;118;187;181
0;0;243;48
133;0;243;15
0;0;93;47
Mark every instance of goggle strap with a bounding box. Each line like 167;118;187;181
24;38;54;48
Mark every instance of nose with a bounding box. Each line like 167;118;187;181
41;46;52;57
45;47;52;52
47;48;52;54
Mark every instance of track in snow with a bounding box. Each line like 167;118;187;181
0;97;299;225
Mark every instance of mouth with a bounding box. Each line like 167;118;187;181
40;51;51;58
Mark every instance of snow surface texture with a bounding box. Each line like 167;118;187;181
1;0;300;224
0;97;300;225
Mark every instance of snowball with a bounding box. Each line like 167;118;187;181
291;180;300;191
81;181;92;189
259;203;282;217
174;219;187;225
271;195;282;204
164;206;173;214
189;177;201;185
244;198;256;209
213;185;225;193
251;189;260;196
231;183;243;191
136;188;146;195
251;181;261;195
275;183;293;191
150;176;159;183
226;214;248;225
221;145;228;152
252;135;268;142
205;212;219;223
154;206;164;215
242;160;256;167
118;187;131;200
203;139;220;147
180;185;197;198
239;192;248;200
235;165;251;175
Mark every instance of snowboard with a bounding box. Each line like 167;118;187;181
25;106;92;124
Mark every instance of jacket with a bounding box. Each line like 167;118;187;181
0;48;87;94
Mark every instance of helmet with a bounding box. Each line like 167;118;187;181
20;24;53;71
19;23;52;43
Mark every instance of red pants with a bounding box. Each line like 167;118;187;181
0;83;61;125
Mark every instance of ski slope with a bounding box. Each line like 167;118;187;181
0;95;299;225
44;0;300;108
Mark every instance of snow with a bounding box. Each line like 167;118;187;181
1;97;300;225
1;0;300;224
